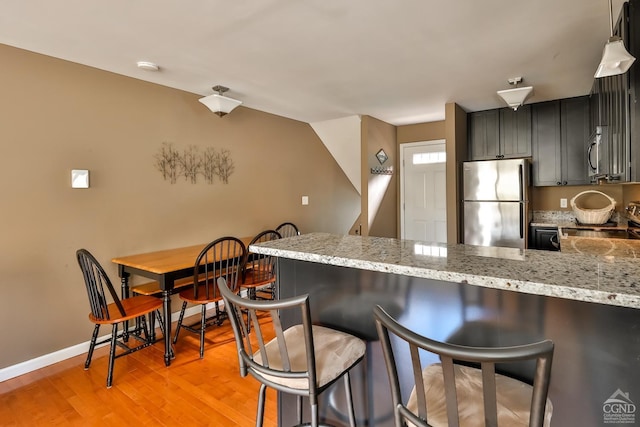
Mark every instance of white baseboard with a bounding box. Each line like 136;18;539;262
0;303;218;383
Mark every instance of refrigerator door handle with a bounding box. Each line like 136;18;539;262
519;163;524;201
520;203;524;239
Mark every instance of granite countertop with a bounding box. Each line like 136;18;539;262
251;232;640;309
560;235;640;258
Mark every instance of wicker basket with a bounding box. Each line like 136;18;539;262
570;190;616;224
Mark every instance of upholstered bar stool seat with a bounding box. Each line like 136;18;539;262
374;305;554;427
408;363;553;427
254;324;366;390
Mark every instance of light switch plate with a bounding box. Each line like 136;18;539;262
560;198;567;208
302;195;309;205
71;169;90;188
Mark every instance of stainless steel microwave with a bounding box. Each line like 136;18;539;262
588;125;608;180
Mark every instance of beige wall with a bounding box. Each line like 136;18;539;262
446;104;468;243
0;44;360;368
362;116;397;237
533;183;640;213
397;121;446;144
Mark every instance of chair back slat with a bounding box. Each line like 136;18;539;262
441;356;460;427
481;361;498;426
270;308;292;372
275;222;300;238
76;249;125;321
410;344;429;421
247;308;265;359
374;305;554;427
193;237;245;300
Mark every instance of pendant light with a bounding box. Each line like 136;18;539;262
199;85;243;117
594;0;635;78
497;77;533;111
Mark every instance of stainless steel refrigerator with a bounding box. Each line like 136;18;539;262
462;158;530;249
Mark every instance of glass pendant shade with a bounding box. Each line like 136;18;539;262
594;37;636;78
199;93;242;117
496;86;533;110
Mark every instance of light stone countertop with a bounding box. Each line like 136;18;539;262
560;235;640;258
251;232;640;309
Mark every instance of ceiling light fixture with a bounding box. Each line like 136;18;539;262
497;77;533;111
198;85;243;117
594;0;635;78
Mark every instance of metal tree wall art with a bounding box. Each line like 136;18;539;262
154;142;235;184
214;149;234;184
155;142;180;184
202;147;218;184
179;145;201;184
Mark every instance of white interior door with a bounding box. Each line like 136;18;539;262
401;140;447;242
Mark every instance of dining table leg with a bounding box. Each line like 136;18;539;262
162;289;172;366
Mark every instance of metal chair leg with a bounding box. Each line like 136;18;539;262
140;314;149;340
256;383;267;427
85;324;100;369
155;309;167;339
200;304;206;359
106;324;118;388
148;311;156;342
344;371;357;427
173;301;188;344
311;402;319;427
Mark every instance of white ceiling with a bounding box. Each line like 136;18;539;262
0;0;626;125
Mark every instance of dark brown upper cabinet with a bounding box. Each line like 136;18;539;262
531;97;590;186
468;106;531;160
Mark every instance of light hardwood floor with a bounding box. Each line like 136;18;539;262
0;314;277;426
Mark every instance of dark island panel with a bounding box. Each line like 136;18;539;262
277;258;640;427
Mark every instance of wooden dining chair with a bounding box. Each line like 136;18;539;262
275;222;300;238
373;305;554;427
76;249;163;388
173;236;246;359
218;277;366;427
241;229;281;301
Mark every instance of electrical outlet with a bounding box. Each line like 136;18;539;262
560;198;567;208
301;195;309;205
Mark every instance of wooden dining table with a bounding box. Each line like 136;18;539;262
112;236;253;366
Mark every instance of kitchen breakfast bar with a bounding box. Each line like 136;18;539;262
252;232;640;427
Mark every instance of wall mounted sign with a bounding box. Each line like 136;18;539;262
376;149;388;165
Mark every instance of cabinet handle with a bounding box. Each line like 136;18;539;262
556;182;562;185
563;181;567;185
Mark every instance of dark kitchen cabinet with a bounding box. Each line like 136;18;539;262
529;226;560;251
500;105;532;158
531;97;590;186
561;97;590;185
468;109;500;160
531;101;562;185
469;107;531;160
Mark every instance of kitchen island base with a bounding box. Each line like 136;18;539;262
277;258;640;427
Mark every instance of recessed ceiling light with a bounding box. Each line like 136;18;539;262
136;61;159;71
